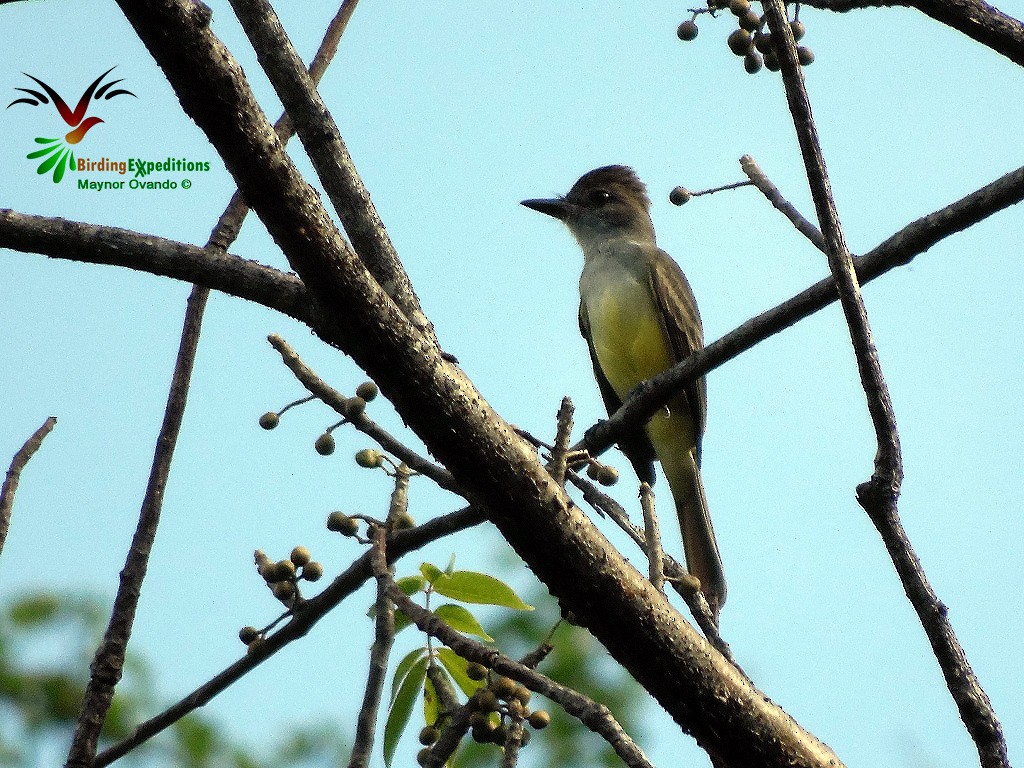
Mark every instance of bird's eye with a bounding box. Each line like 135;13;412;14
588;189;612;205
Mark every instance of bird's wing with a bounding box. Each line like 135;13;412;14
579;300;657;485
646;246;708;457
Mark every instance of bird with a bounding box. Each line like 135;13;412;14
522;165;726;619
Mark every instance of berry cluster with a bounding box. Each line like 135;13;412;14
415;664;550;765
677;1;813;74
239;547;326;647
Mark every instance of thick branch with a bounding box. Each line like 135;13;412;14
112;3;843;764
801;0;1024;67
0;210;314;325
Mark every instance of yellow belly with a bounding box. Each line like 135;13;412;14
587;279;673;402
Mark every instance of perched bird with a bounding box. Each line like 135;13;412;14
522;165;726;618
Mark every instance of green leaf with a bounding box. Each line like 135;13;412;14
396;575;427;595
436;647;485;698
431;571;534;610
383;655;428;768
9;593;60;626
422;672;440;727
419;563;445;584
390;648;427;703
434;604;494;641
393;610;414;634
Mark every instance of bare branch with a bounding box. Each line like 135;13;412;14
740;155;826;253
764;1;1008;765
800;0;1024;67
0;416;57;556
348;524;396;768
583;163;1024;458
227;0;438;347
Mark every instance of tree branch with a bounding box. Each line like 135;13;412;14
800;0;1024;67
764;2;1008;766
0;416;56;557
583;162;1024;457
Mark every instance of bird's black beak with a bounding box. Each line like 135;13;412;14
521;197;569;221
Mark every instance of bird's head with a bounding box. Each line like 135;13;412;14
522;165;656;249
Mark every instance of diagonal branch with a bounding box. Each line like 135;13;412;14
583;163;1024;457
0;417;57;557
800;0;1024;67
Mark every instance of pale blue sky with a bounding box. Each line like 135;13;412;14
1;2;1022;766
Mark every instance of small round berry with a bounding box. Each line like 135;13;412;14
507;699;525;719
469;711;490;728
669;187;692;206
356;381;380;402
727;28;753;56
490;724;508;745
676;20;698;41
272;580;296;600
513;684;532;705
596;466;619;487
239;625;260;645
739;9;761;31
315;433;336;456
764;51;781;71
416;747;431;766
790;20;807;41
275;559;297;580
355;448;383;468
327;511;361;536
728;0;750;16
471;724;493;743
344;396;366;419
466;662;488;681
258;412;279;430
301;561;324;582
477;690;499;712
797;45;815;65
528;710;551;729
754;31;773;54
419;726;440;745
492;676;517;700
259;561;278;582
744;51;764;74
290;546;311;567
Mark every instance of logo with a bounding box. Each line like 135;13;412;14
7;67;135;183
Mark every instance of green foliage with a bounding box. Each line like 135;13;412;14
0;590;347;767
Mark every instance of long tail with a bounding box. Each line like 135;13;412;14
664;449;726;620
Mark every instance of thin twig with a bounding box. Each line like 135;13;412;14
547;397;575;487
0;417;57;556
348;523;396;768
66;286;209;768
740;154;826;253
372;551;657;768
763;2;1008;766
267;334;461;494
567;472;738;669
639;483;664;592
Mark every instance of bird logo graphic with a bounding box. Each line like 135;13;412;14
7;67;136;183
